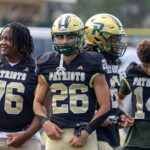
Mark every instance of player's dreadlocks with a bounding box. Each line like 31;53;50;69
1;22;34;58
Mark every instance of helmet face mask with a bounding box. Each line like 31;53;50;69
53;32;82;56
85;13;127;58
51;13;84;56
104;35;127;57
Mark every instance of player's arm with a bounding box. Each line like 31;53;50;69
81;73;111;134
92;73;110;120
44;91;53;118
6;116;41;148
33;75;63;139
33;75;50;118
83;73;111;133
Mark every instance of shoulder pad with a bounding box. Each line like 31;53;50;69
36;52;57;65
125;62;137;73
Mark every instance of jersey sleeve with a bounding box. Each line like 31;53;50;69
125;62;138;77
36;52;53;75
96;53;108;74
88;52;108;88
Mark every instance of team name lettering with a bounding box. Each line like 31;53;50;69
133;77;150;87
49;71;85;81
110;76;120;87
0;70;27;81
106;65;118;73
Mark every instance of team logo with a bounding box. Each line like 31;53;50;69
76;65;83;70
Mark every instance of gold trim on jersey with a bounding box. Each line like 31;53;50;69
89;73;101;88
39;74;49;86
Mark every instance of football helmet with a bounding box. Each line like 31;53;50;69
85;13;127;58
51;13;85;56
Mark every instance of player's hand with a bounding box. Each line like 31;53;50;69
43;120;63;139
118;114;127;128
124;114;135;127
118;114;134;128
69;130;89;148
6;132;28;147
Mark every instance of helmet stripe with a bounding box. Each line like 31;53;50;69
58;14;69;28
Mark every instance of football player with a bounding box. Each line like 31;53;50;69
33;13;110;150
0;22;41;150
123;40;150;150
84;13;134;150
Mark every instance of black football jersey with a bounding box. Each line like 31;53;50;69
105;64;122;108
96;63;122;147
126;62;150;120
0;59;38;132
85;44;122;108
37;51;107;128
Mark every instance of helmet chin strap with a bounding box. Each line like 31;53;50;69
56;54;66;75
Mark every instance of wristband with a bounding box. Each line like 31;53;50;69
84;125;93;135
35;114;49;126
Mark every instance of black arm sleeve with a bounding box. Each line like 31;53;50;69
84;110;111;134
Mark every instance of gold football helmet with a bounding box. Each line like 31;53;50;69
51;13;85;55
85;13;127;58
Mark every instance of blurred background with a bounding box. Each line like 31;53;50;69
0;0;150;57
0;0;150;28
